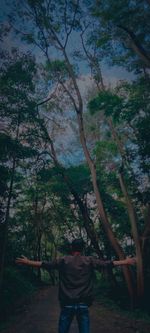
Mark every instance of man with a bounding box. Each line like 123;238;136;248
16;238;136;333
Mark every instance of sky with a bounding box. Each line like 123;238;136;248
0;0;134;85
0;0;134;166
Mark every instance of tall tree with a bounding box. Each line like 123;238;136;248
0;50;38;289
9;0;135;300
88;83;150;299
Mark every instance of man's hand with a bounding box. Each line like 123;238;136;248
15;256;42;268
113;256;137;267
16;256;30;265
124;257;137;265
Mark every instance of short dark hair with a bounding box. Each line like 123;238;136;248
71;238;84;252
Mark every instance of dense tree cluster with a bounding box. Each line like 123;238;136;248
0;0;149;316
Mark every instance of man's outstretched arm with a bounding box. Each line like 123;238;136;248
113;257;137;266
16;256;42;268
16;256;60;271
89;256;137;270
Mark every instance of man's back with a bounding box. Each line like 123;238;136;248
58;254;94;306
42;254;113;306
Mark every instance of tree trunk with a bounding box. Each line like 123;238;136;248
76;112;134;301
0;156;16;291
142;204;150;301
108;117;144;298
0;111;20;291
37;233;42;281
142;203;150;250
62;49;131;267
117;25;150;68
119;171;144;299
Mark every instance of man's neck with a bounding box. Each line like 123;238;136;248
72;251;81;256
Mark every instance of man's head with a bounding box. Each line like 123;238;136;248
71;238;84;253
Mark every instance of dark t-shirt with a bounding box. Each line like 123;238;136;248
42;254;113;306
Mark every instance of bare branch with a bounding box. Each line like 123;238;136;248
64;0;68;36
80;26;105;91
59;80;79;113
63;48;83;111
44;115;61;128
37;84;59;106
64;0;80;49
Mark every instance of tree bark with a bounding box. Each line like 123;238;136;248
107;117;144;298
119;171;144;298
0;156;16;291
76;111;134;300
37;232;42;281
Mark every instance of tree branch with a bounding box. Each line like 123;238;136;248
117;24;150;67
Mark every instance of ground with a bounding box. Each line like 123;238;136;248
1;287;150;333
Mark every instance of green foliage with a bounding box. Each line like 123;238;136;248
0;267;36;322
0;51;48;308
1;0;149;312
90;0;150;71
87;83;149;245
0;52;37;124
65;165;92;196
94;141;118;161
45;60;70;81
0;133;37;160
13;0;82;61
115;78;150;172
0;165;9;194
88;91;123;118
88;78;150;178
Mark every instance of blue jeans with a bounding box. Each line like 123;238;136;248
59;304;90;333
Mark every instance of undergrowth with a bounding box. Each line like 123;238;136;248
94;272;150;322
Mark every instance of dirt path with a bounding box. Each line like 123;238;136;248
1;287;150;333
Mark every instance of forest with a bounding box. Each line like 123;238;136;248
0;0;150;328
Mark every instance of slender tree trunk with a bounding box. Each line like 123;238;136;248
37;233;42;281
142;204;150;299
142;204;150;249
69;187;104;258
119;171;144;298
108;117;144;299
62;49;130;261
33;187;42;281
0;112;21;291
0;156;16;291
49;243;56;285
76;112;134;300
